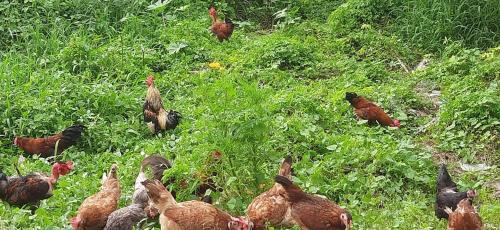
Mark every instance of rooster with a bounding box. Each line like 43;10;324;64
72;164;121;230
275;175;352;230
143;75;181;134
209;5;235;42
345;92;400;127
436;164;477;219
0;161;73;207
445;198;483;230
246;156;294;229
13;125;85;158
142;179;253;230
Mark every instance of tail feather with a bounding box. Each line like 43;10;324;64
61;125;85;143
437;164;457;192
278;156;292;179
166;110;182;130
274;175;306;203
141;155;172;181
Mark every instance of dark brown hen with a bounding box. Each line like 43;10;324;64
0;161;74;206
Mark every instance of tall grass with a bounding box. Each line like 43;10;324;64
391;0;500;51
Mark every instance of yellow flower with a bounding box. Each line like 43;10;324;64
208;62;221;69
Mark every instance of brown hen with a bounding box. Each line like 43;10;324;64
275;175;352;230
445;198;483;230
142;179;252;230
209;5;234;42
71;164;121;230
246;156;294;229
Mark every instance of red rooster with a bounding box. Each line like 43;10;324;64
345;92;400;127
209;5;235;42
0;161;74;206
143;75;181;134
13;124;85;158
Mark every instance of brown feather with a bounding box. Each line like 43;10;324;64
15;125;85;158
274;176;352;230
3;175;52;206
345;93;398;127
142;179;249;230
447;199;483;230
74;165;120;230
246;157;294;229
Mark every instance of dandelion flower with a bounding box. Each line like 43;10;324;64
208;62;221;69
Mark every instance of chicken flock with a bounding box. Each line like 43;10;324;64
0;3;485;230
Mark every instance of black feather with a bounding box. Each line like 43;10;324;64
166;110;182;130
345;92;358;104
61;125;85;143
437;164;457;192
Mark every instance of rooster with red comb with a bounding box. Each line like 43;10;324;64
0;161;74;207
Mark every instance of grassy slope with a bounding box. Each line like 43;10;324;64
0;1;498;229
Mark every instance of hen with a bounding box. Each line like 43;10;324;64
246;156;294;229
275;175;352;230
72;164;121;230
142;179;253;230
345;92;400;127
436;164;477;219
143;75;181;134
445;198;483;230
0;161;73;206
103;204;147;230
104;155;173;230
14;124;85;158
209;5;235;42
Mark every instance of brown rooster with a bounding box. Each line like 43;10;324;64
0;161;73;206
345;92;400;127
275;175;352;230
71;164;121;230
246;156;294;229
13;124;85;158
436;164;477;219
209;5;235;42
445;198;483;230
142;179;253;230
143;75;181;134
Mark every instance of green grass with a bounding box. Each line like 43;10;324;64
0;0;499;229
